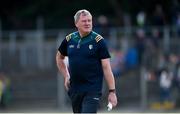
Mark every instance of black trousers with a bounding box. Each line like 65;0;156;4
68;91;101;113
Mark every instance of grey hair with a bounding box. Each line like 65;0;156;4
74;9;92;23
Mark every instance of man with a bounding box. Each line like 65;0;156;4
56;9;117;113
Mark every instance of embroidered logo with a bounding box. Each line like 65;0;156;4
93;97;99;100
89;44;93;50
69;45;74;48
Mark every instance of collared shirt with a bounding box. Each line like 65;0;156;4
58;31;110;92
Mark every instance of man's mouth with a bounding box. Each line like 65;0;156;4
84;26;90;29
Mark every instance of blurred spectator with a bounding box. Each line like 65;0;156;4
159;68;173;103
168;54;179;75
152;4;166;26
123;13;131;27
157;53;179;84
156;67;175;109
153;53;180;109
172;59;180;89
95;15;113;47
151;28;161;47
143;28;161;69
136;11;146;27
134;29;146;65
150;67;174;110
95;15;110;38
168;54;180;107
124;46;138;70
157;53;169;71
174;62;180;107
110;48;124;77
168;54;179;86
171;0;180;26
152;5;166;38
174;12;180;36
0;72;11;108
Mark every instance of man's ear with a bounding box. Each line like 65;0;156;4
75;22;78;28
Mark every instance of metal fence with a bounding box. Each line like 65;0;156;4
0;26;179;70
0;26;179;112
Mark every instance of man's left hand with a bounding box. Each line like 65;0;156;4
108;92;117;107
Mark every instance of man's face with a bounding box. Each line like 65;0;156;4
75;14;92;35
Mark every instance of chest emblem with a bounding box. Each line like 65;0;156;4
89;44;93;50
69;45;74;48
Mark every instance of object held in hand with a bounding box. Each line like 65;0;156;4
107;102;113;111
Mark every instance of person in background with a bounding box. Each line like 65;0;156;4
0;72;11;108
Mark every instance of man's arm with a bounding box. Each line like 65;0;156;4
101;58;117;107
56;51;70;90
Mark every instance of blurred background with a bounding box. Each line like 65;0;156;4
0;0;180;113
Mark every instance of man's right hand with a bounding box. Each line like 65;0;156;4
64;76;70;91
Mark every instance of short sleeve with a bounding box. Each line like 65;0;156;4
58;38;68;56
97;39;111;59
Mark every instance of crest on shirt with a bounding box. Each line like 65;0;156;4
69;45;74;48
89;44;93;50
